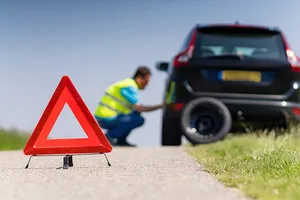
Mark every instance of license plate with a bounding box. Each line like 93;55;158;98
221;70;261;83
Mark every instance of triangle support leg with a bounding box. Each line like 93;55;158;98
103;153;111;167
25;155;36;169
24;153;111;169
56;155;74;169
68;155;73;167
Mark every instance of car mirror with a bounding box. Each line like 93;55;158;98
156;61;169;72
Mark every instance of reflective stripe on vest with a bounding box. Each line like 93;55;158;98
99;92;133;114
104;92;132;110
98;102;123;114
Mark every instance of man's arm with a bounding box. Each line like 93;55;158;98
134;103;165;112
120;87;165;113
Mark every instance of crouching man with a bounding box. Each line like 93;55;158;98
94;66;165;147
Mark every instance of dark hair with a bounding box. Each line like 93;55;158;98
132;66;152;79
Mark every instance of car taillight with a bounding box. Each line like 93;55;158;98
170;103;184;111
286;49;300;72
173;29;198;68
293;108;300;115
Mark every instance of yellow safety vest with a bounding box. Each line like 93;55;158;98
94;78;139;119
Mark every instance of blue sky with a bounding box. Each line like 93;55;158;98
1;0;300;146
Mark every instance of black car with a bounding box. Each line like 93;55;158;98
156;22;300;146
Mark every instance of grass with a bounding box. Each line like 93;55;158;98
188;123;300;200
0;127;29;150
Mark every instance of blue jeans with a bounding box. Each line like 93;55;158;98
95;112;145;141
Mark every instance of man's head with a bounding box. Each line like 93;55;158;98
133;66;152;90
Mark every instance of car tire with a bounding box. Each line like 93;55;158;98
161;117;182;146
180;97;232;145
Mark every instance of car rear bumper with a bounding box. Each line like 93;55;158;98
164;80;300;123
183;81;300;101
165;98;300;123
220;98;300;122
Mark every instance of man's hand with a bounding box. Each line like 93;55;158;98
134;103;166;113
134;104;143;112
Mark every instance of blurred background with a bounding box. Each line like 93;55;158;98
1;0;300;146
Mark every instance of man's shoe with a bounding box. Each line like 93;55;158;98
116;140;137;147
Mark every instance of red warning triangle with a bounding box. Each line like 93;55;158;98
23;76;112;155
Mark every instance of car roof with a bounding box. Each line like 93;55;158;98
195;23;281;32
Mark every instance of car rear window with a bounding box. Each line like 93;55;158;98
193;27;287;60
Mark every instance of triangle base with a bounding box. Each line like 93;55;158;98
24;137;112;155
24;145;111;155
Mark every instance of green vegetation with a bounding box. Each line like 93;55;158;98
0;127;29;150
188;123;300;200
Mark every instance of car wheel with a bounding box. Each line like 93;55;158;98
180;97;232;145
161;117;182;146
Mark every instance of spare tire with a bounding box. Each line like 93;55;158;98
181;97;232;145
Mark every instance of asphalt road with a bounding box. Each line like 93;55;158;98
0;147;248;200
